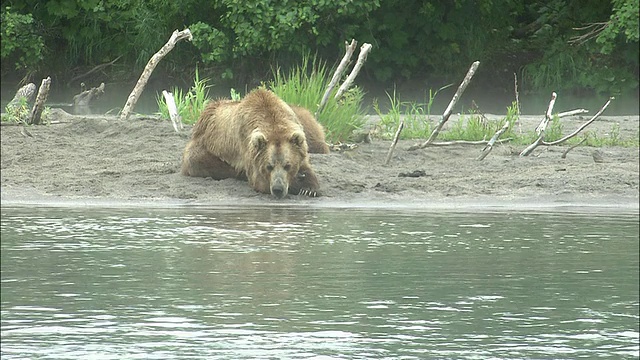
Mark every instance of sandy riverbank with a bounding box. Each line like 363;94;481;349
1;110;638;211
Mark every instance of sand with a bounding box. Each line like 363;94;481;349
1;109;638;211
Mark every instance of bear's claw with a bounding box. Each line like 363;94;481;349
298;189;318;197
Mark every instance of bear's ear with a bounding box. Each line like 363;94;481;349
290;131;306;148
250;131;267;152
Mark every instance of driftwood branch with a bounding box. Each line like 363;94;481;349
424;139;511;146
557;109;589;118
162;90;183;133
513;73;521;117
561;138;587;158
317;39;357;115
408;61;480;151
477;119;512;161
7;83;36;111
5;83;36;123
120;29;192;121
73;82;105;114
28;77;52;125
514;72;522;134
542;97;613;146
384;120;404;166
67;55;122;86
519;92;557;157
334;43;372;100
73;83;105;107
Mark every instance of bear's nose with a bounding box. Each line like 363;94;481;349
271;185;285;198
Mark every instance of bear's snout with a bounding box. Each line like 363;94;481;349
270;171;289;198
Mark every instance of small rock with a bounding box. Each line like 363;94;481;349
398;170;427;178
592;150;604;163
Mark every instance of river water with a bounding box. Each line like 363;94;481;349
1;206;638;359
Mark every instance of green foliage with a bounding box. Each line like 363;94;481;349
597;0;639;54
373;87;448;140
520;0;639;95
440;115;493;142
229;88;241;101
1;7;44;71
217;0;379;56
352;0;520;81
1;0;637;99
371;99;422;140
2;97;30;123
156;69;211;125
582;124;640;147
369;96;636;148
268;55;366;143
190;21;228;64
544;115;564;142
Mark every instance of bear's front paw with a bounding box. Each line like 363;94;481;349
298;188;320;197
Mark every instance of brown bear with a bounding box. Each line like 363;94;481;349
290;105;330;154
181;89;326;198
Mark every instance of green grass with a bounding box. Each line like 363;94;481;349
268;54;366;143
156;68;211;125
373;84;451;140
580;124;640;147
371;94;638;148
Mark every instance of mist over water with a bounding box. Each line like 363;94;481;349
2;80;639;116
2;206;638;359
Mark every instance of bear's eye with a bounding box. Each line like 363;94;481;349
283;164;291;171
266;164;274;172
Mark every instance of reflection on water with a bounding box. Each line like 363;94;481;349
1;207;638;359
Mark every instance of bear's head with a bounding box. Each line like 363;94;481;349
249;129;309;198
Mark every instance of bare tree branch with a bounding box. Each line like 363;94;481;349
334;43;372;100
542;97;613;146
317;39;357;115
408;61;480;150
520;92;557;156
120;29;192;121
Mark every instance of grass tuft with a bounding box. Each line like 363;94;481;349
268;54;366;143
156;68;211;125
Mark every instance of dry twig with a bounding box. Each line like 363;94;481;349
478;120;512;161
384;120;404;166
561;138;587;158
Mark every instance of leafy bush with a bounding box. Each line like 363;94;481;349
1;7;44;71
